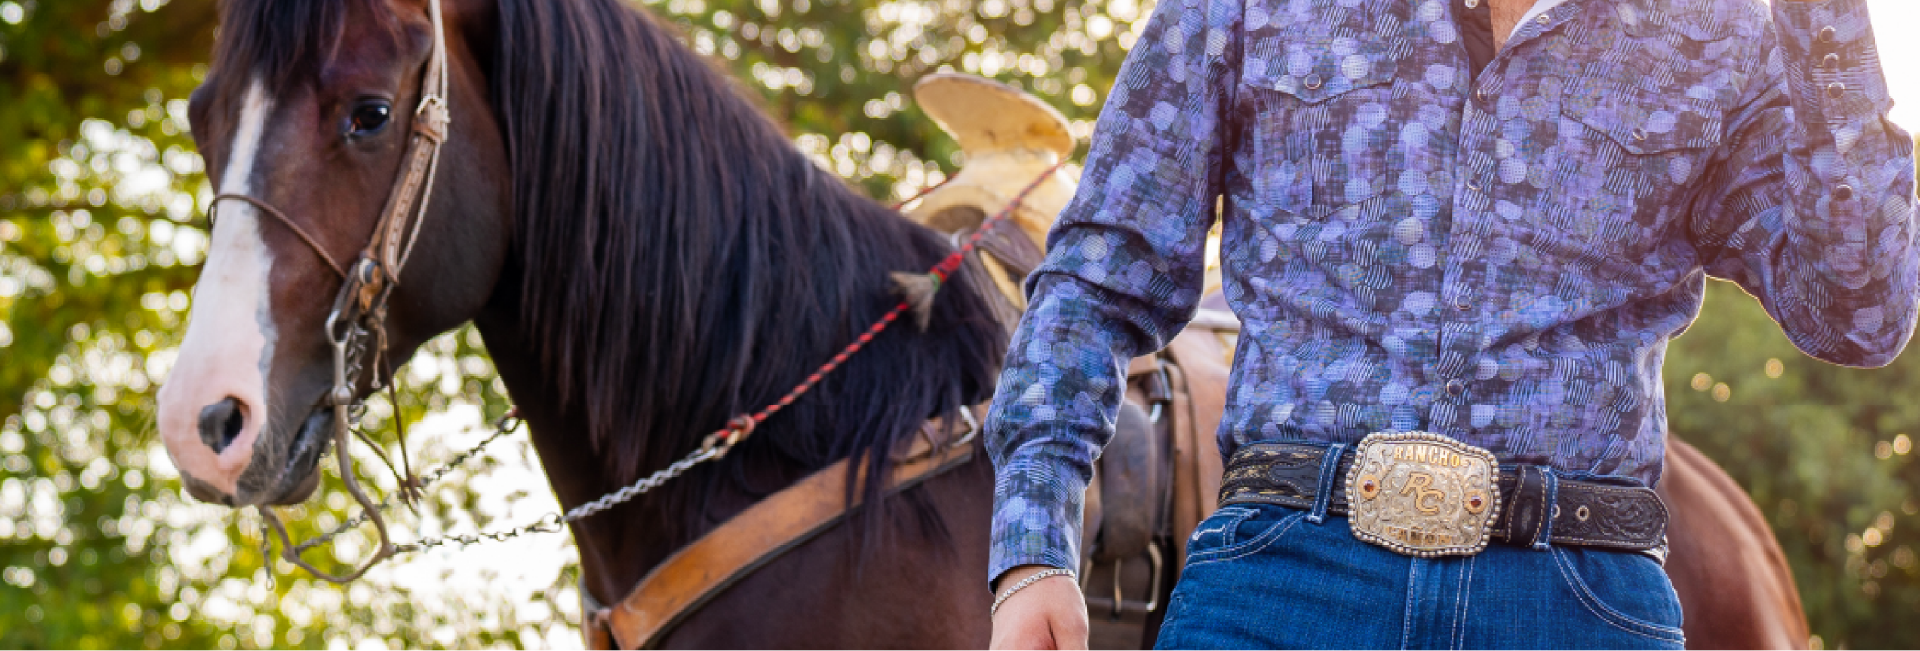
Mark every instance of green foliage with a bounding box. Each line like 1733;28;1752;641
1666;281;1920;650
0;0;1913;648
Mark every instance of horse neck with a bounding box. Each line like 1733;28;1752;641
473;202;1009;606
476;0;1007;598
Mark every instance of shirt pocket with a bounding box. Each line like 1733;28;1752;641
1556;67;1725;215
1240;37;1404;220
1541;66;1726;265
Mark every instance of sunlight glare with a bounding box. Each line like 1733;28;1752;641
1869;0;1920;131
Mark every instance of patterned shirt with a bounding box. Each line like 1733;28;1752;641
985;0;1918;582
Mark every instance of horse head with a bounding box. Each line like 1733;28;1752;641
156;0;510;507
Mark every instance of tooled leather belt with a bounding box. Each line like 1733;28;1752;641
1218;438;1669;560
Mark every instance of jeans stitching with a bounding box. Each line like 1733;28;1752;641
1185;511;1308;568
1309;443;1345;523
1452;556;1474;651
1192;506;1256;548
1533;470;1559;550
1551;548;1685;644
1401;560;1419;650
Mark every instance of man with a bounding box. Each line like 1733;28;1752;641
984;0;1916;646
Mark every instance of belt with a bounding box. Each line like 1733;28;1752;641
1219;437;1668;560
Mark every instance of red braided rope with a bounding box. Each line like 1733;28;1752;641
712;161;1067;446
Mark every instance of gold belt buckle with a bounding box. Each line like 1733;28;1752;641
1346;432;1502;557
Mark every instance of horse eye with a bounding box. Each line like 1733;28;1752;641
347;102;392;138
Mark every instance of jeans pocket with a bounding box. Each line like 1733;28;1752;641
1186;505;1308;567
1551;547;1687;646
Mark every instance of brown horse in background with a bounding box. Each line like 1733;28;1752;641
152;0;1806;647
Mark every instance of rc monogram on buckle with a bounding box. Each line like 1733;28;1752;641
1346;432;1502;557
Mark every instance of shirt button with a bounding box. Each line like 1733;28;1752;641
1824;53;1841;70
1631;127;1649;142
1819;26;1837;44
1476;89;1490;103
1536;14;1550;24
1827;82;1846;99
1304;74;1323;90
1446;380;1467;397
1455;297;1473;311
1465;0;1479;8
1836;184;1855;201
1467;180;1482;193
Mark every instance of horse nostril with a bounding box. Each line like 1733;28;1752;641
198;397;248;454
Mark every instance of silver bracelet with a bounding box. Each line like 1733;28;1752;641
990;568;1075;617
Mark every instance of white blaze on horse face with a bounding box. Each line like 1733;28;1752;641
157;80;277;500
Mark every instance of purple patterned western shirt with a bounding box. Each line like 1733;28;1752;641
985;0;1918;582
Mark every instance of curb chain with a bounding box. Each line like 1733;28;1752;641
286;409;742;555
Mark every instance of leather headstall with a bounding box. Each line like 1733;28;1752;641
236;0;456;584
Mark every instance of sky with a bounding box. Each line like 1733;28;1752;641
1869;0;1920;131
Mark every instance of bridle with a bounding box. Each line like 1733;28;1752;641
208;0;453;583
205;0;1065;587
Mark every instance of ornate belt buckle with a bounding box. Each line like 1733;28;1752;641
1346;432;1501;557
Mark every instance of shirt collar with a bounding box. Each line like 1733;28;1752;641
1512;0;1574;39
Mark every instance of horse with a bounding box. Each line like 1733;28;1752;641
156;0;1006;645
150;0;1809;647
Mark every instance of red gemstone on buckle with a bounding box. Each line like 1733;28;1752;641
1358;475;1381;500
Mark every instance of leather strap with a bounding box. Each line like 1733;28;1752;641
209;0;450;311
347;2;450;312
210;193;349;278
589;407;986;649
1218;441;1670;554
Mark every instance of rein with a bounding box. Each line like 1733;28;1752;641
222;0;1064;585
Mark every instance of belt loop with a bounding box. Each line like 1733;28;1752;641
1531;468;1559;550
1308;443;1347;524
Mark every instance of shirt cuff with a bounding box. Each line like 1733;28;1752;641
1773;0;1896;125
988;452;1089;586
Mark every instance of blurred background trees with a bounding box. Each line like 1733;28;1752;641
0;0;1914;648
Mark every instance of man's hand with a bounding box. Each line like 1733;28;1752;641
990;565;1090;650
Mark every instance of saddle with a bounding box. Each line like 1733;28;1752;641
932;196;1235;647
907;73;1239;648
1079;322;1233;647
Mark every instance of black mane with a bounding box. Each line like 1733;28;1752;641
489;0;1005;534
208;0;1006;543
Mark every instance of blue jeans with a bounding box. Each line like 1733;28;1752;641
1154;502;1685;649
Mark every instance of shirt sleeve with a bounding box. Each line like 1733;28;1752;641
983;0;1240;585
1690;0;1919;368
